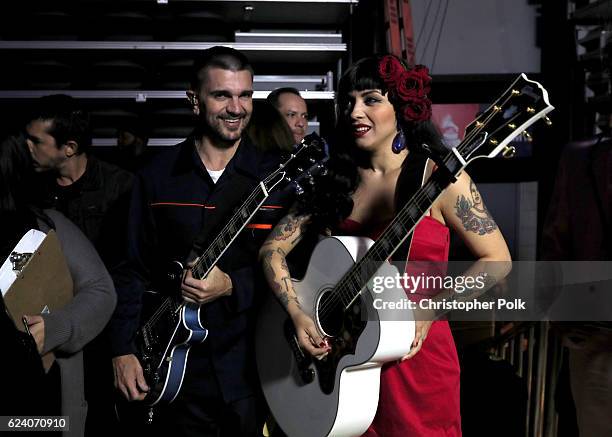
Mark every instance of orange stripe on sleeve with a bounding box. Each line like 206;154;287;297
246;224;273;230
150;202;216;209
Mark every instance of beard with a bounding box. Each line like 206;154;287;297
197;105;251;148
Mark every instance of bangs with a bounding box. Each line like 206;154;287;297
337;57;387;104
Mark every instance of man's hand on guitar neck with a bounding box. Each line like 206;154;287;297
181;265;232;305
113;354;149;401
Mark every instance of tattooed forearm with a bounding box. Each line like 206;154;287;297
278;278;301;310
455;181;498;235
261;248;277;285
261;246;301;311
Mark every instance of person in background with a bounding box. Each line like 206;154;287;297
24;94;133;436
246;100;295;152
25;94;134;268
0;133;116;436
267;87;309;144
116;118;151;172
542;114;612;437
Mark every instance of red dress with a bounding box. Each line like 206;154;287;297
337;216;462;437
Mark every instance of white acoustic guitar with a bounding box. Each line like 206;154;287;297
256;74;554;437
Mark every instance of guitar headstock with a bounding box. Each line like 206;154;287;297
457;74;554;164
263;132;329;194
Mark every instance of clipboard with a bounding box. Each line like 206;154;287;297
0;229;74;370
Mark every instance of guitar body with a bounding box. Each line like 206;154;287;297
256;237;415;437
120;135;328;416
257;74;555;436
131;261;209;407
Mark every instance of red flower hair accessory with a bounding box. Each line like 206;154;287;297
378;55;432;123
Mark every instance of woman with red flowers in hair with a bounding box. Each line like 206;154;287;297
260;55;511;436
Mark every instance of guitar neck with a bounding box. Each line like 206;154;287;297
337;148;466;309
191;183;269;279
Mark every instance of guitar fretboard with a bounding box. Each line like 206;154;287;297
335;151;464;309
191;184;268;280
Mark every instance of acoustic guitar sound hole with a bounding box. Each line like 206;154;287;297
316;289;344;337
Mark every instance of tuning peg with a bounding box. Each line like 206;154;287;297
309;157;316;163
502;146;516;159
523;131;533;142
294;183;304;196
543;116;552;126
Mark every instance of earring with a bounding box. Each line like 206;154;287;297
391;130;406;154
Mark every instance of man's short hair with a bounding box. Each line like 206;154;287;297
267;87;303;109
26;94;92;155
190;46;254;91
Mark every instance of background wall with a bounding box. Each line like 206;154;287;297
410;0;541;74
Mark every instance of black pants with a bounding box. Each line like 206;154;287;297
155;393;258;437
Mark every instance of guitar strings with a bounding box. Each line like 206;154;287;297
320;87;534;319
142;144;315;335
317;88;523;322
320;118;493;318
194;143;314;278
143;184;266;333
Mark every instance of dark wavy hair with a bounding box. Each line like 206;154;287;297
293;150;359;231
26;94;92;155
0;134;51;261
297;55;451;228
336;55;446;163
0;133;35;212
246;101;294;152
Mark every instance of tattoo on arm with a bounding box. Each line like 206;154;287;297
278;277;301;310
261;246;301;310
266;214;306;246
454;181;498;235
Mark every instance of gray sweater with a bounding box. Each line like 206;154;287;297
39;210;116;437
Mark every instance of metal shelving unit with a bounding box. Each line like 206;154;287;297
0;90;335;100
0;0;357;144
571;0;611;136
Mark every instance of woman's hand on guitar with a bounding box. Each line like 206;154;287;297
181;265;232;304
401;320;433;361
291;310;331;360
112;354;149;401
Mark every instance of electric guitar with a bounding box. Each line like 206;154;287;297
256;74;554;437
132;134;327;414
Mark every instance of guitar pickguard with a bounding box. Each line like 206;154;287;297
310;298;368;394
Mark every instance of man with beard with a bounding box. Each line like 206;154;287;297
109;46;285;436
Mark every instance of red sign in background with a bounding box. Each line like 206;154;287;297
431;103;481;148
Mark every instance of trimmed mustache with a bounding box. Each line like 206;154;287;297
219;113;247;120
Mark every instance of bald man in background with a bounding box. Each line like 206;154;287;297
267;87;308;144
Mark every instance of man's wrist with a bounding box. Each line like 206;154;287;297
223;271;233;296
